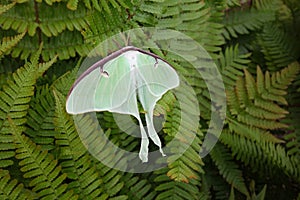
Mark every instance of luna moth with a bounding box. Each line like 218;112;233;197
66;46;180;162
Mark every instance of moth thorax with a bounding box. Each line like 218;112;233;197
125;51;138;69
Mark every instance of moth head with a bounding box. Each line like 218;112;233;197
125;51;138;68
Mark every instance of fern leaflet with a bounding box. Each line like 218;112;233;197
53;89;105;199
0;169;37;199
8;117;77;199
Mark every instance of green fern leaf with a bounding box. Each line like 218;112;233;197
8;117;77;199
38;3;88;37
218;45;251;87
0;1;88;37
83;7;129;45
93;161;126;199
0;1;93;60
223;7;274;39
0;134;15;167
83;0;130;12
221;131;300;181
154;168;203;200
51;63;79;96
133;0;224;56
68;112;127;199
227;63;299;132
0;32;25;60
228;117;284;143
162;80;204;182
53;88;106;199
120;173;156;200
0;48;56;167
0;46;56;133
0;2;16;15
67;0;79;10
203;160;231;200
283;73;300;157
210;143;249;196
0;2;37;35
0;169;37;200
257;23;299;71
25;85;57;151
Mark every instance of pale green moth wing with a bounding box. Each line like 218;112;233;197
66;46;180;162
66;55;132;114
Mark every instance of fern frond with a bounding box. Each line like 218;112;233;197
53;89;106;199
71;113;127;199
8;30;91;60
284;73;300;157
37;0;60;6
0;47;56;134
0;169;37;199
0;47;55;167
218;45;251;87
253;0;281;10
0;32;26;60
210;143;249;196
51;63;78;96
225;0;241;7
220;131;300;181
0;2;16;15
133;0;224;56
8;117;77;199
93;162;127;200
0;2;36;35
0;134;15;167
25;85;57;151
0;1;93;60
154;168;203;200
257;23;298;71
38;2;88;37
262;62;299;103
0;1;88;37
120;173;156;200
67;0;79;10
153;91;176;118
83;7;130;45
203;160;231;200
162;80;204;182
82;0;130;13
223;8;274;39
230;180;267;200
227;117;284;143
227;63;299;131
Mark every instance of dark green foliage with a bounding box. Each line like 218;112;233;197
8;117;77;199
0;169;36;199
210;143;249;196
120;173;156;200
0;0;300;199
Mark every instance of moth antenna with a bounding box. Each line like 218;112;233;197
126;33;131;46
112;39;122;49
